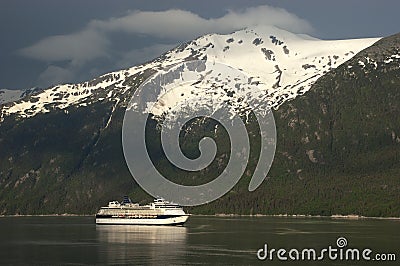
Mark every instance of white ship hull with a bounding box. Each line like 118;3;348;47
96;197;190;226
96;215;189;226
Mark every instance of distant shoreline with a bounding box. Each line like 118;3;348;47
0;214;93;217
1;213;399;220
212;213;400;220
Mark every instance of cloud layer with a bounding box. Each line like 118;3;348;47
90;6;312;39
19;5;313;87
20;29;109;65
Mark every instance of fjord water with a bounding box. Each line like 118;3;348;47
0;216;398;265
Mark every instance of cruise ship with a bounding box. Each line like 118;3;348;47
95;197;190;226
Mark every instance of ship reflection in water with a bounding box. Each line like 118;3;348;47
96;225;187;264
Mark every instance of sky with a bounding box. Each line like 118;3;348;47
1;0;399;89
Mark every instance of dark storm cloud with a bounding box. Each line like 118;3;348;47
1;0;400;89
16;5;312;87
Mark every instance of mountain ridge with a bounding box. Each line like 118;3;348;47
1;26;379;121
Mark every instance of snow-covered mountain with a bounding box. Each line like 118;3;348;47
0;26;379;122
1;26;400;216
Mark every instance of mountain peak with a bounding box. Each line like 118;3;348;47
241;25;319;41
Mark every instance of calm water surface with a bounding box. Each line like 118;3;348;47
0;216;398;265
